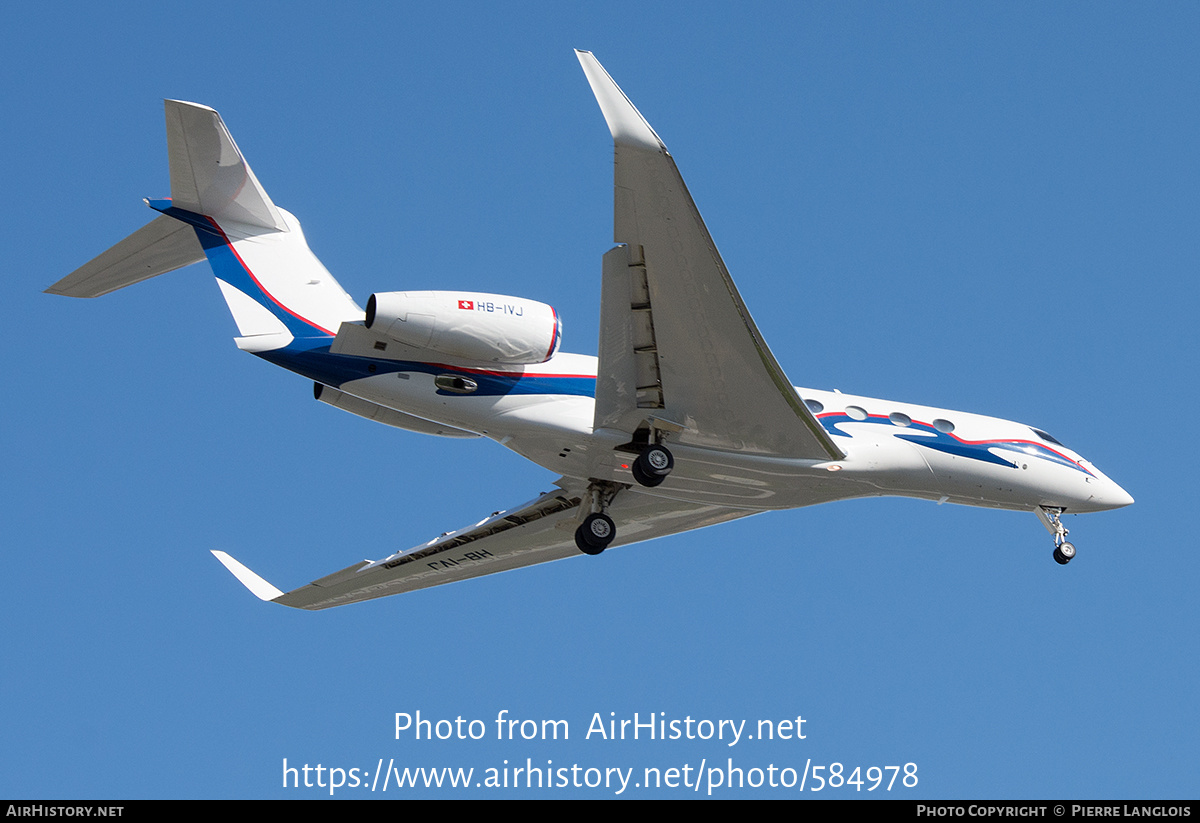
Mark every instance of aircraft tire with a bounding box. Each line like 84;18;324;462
1053;542;1076;565
631;460;665;487
576;513;616;555
633;445;674;486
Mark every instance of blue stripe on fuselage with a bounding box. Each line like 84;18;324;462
149;200;596;399
148;201;329;338
258;340;596;398
816;413;1090;475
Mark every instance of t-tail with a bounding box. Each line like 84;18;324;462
46;100;363;355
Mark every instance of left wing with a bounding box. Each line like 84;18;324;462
213;480;751;609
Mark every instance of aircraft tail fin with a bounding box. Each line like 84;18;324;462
164;100;288;232
46;100;285;299
48;100;364;347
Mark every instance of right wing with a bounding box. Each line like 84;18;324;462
577;51;843;461
213;480;751;609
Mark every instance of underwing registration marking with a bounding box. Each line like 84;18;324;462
428;549;496;570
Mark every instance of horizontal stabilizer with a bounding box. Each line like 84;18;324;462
165;100;287;231
211;550;284;601
45;214;205;298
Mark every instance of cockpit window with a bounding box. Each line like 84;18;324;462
1031;428;1063;446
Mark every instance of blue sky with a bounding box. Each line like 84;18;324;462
4;2;1197;799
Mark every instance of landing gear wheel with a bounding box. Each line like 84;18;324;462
632;445;674;488
631;460;664;487
575;512;616;555
1053;541;1076;565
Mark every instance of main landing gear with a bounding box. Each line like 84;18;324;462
576;512;615;555
575;480;624;555
1036;507;1076;565
631;443;674;487
576;429;676;554
624;418;681;488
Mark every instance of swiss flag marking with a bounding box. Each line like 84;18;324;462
458;300;474;310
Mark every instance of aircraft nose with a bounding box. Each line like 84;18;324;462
1076;460;1134;511
1087;475;1134;511
1106;481;1135;509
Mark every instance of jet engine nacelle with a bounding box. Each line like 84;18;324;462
365;290;561;365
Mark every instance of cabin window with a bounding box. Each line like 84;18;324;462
845;405;868;421
889;412;912;427
933;418;955;434
804;399;824;414
435;374;478;394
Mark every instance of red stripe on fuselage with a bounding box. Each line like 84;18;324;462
816;411;1092;476
205;216;337;337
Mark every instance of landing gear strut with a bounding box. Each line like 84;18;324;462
575;480;625;555
1036;507;1076;565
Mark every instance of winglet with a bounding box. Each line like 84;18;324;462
211;550;284;601
574;50;666;152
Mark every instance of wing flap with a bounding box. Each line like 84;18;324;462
577;50;843;461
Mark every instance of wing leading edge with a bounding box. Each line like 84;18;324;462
214;482;751;609
577;50;843;461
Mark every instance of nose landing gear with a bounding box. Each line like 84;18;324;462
1037;507;1076;565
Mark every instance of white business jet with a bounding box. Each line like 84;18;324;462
47;52;1133;609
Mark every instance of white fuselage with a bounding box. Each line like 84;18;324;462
331;352;1132;516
